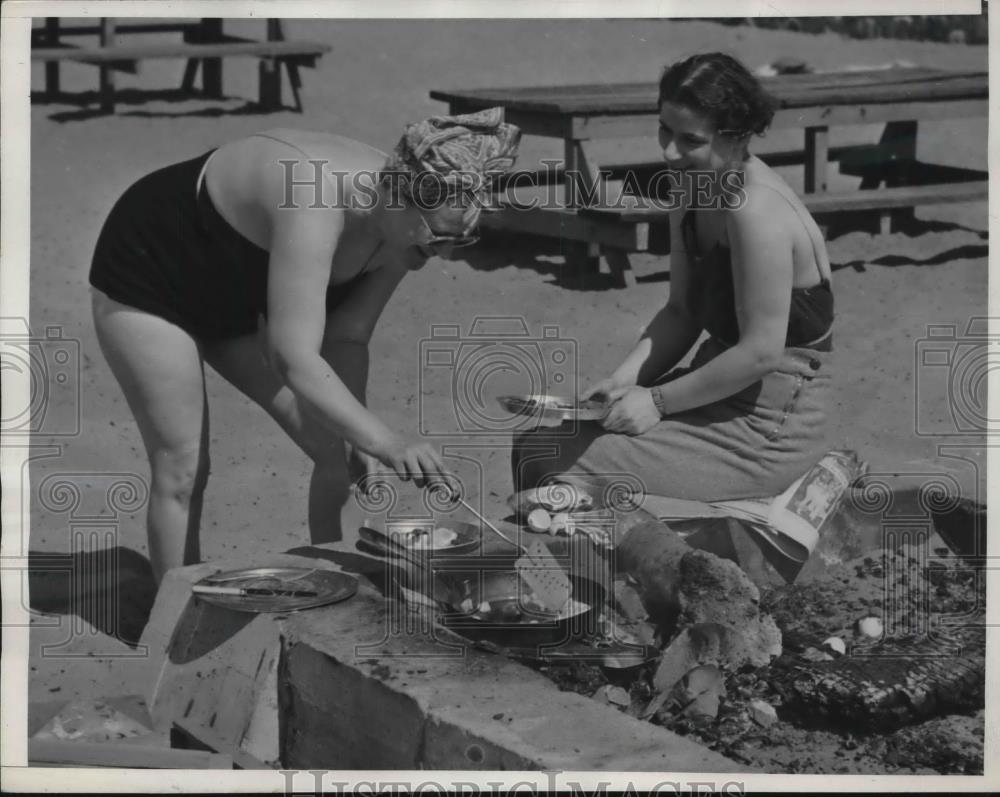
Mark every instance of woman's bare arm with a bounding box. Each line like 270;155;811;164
321;253;416;404
594;210;702;393
264;204;401;459
648;189;792;415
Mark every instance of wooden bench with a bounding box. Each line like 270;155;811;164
581;180;988;238
31;18;331;112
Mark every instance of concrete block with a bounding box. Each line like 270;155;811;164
141;545;750;771
139;552;346;768
280;576;749;772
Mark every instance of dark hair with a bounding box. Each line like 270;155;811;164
658;52;777;138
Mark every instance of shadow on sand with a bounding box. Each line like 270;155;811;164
462;228;670;291
467;215;986;286
34;88;290;123
26;546;157;647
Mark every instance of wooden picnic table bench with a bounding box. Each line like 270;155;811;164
31;18;331;113
431;66;987;287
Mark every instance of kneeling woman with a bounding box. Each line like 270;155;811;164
512;54;834;502
91;110;520;582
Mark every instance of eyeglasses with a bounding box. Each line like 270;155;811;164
418;212;479;249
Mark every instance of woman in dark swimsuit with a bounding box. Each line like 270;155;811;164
512;54;835;502
91;110;520;582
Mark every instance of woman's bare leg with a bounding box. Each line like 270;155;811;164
91;289;209;583
202;334;351;546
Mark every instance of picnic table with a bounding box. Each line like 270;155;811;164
31;18;331;113
431;67;987;287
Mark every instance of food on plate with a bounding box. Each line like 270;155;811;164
465;591;589;622
549;512;569;535
507;483;595;516
526;508;552;533
390;526;459;549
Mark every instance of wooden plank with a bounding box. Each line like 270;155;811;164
429;69;986;115
580;180;986;221
505;145;872;189
31;42;139;73
431;68;986;107
771;99;986;128
805;182;985;213
28;739;232;769
31;39;332;62
775;77;989;107
32;21;200;37
572;113;661;140
840;160;987;184
567;99;985;143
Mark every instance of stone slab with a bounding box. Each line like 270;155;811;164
279;549;748;772
140;544;748;772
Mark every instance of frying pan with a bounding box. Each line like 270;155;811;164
356;533;608;648
428;557;608;649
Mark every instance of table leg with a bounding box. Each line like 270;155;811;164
286;61;304;113
258;59;282;109
859;121;918;233
44;18;61;98
200;18;223;98
579;140;637;286
562;139;601;277
99;18;116;113
602;246;636;289
268;19;303;111
885;121;918;232
804;126;829;194
180;59;199;92
179;22;200;92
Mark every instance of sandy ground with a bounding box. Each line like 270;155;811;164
21;18;988;766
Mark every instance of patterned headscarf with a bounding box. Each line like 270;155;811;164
382;107;521;233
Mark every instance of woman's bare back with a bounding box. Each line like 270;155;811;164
202;129;391;281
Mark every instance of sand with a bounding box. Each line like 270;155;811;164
23;17;988;756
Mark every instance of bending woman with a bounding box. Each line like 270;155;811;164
91;110;520;582
512;54;834;502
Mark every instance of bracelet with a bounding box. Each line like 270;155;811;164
650;386;669;417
